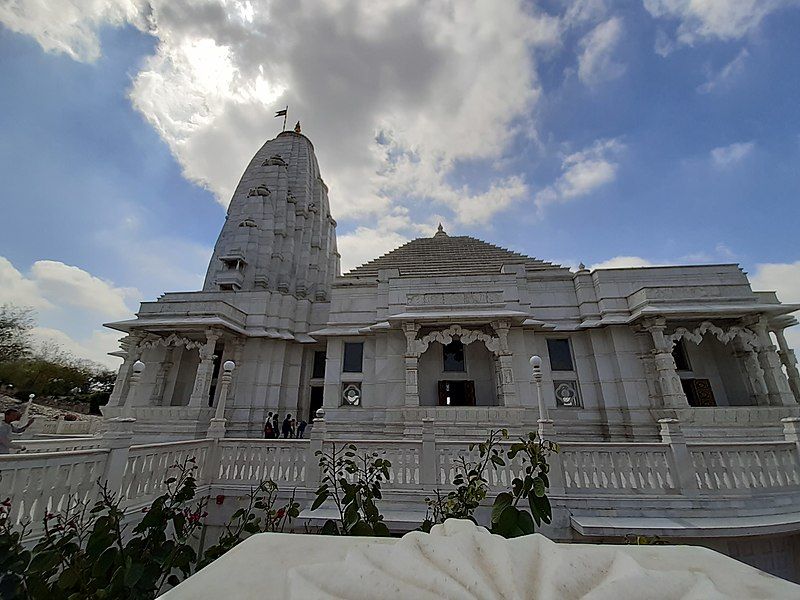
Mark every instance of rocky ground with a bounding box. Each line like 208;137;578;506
0;395;102;421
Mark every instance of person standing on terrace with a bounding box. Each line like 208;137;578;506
0;408;35;454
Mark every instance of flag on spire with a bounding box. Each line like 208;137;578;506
275;106;289;131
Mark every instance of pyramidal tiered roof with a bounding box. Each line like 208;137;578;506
344;225;562;278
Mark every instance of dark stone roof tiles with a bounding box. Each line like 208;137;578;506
344;235;561;277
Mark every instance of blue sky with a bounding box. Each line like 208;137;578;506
1;0;799;366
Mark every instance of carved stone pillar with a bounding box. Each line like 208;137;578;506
149;347;175;406
643;318;687;408
491;320;518;407
404;356;420;407
773;328;800;403
189;330;220;408
403;323;421;407
107;334;142;407
731;337;769;406
748;317;795;406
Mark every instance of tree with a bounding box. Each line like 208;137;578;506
0;305;35;364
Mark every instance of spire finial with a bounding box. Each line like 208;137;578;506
434;223;448;237
294;121;301;133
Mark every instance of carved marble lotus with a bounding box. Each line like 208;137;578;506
160;520;799;599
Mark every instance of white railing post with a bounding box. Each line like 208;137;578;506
207;361;235;439
306;409;326;486
659;418;698;496
421;418;438;486
101;417;135;500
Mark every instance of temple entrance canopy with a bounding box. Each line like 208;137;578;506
403;323;516;408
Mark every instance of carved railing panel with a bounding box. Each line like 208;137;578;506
690;442;800;491
122;439;211;504
0;449;109;534
559;443;676;493
217;439;308;484
322;440;422;488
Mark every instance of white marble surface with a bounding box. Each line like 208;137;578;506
161;520;800;599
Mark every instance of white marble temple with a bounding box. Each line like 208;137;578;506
160;520;799;599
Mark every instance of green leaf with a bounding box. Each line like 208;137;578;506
58;566;80;590
532;476;546;498
496;505;519;536
92;546;119;578
516;509;535;535
124;561;145;588
491;492;513;524
29;550;60;573
490;455;506;467
310;491;328;511
349;521;374;536
320;519;339;535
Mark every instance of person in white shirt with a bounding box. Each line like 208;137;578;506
0;408;35;454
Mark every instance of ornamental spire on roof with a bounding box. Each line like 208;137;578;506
434;223;447;237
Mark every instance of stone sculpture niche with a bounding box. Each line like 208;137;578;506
247;184;271;197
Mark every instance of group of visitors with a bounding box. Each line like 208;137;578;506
264;412;307;439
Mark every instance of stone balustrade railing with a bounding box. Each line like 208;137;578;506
3;416;800;538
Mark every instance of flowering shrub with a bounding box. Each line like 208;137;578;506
422;429;508;531
0;457;206;599
0;459;297;600
490;432;559;538
311;443;392;536
197;480;299;570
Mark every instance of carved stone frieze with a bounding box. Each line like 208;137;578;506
406;290;502;307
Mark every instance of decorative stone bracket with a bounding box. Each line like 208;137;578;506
667;321;758;349
404;324;503;357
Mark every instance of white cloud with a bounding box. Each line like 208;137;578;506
0;0;566;240
577;17;625;85
337;208;442;271
30;260;137;318
644;0;800;47
30;327;123;369
0;257;53;310
0;0;148;62
0;256;134;368
535;138;624;210
698;48;749;94
710;141;754;168
590;256;657;270
750;260;800;352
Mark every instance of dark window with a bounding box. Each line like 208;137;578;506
442;340;466;372
312;350;326;379
342;342;363;373
672;340;692;371
208;343;225;406
547;339;574;371
309;386;324;422
438;380;476;406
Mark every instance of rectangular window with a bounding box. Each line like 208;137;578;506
312;350;326;379
547;339;574;371
342;342;364;373
672;340;692;372
442;340;466;372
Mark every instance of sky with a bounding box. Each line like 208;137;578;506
1;0;799;369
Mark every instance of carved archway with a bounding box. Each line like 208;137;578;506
667;321;759;350
408;324;501;357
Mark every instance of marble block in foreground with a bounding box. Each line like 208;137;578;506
161;520;800;599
